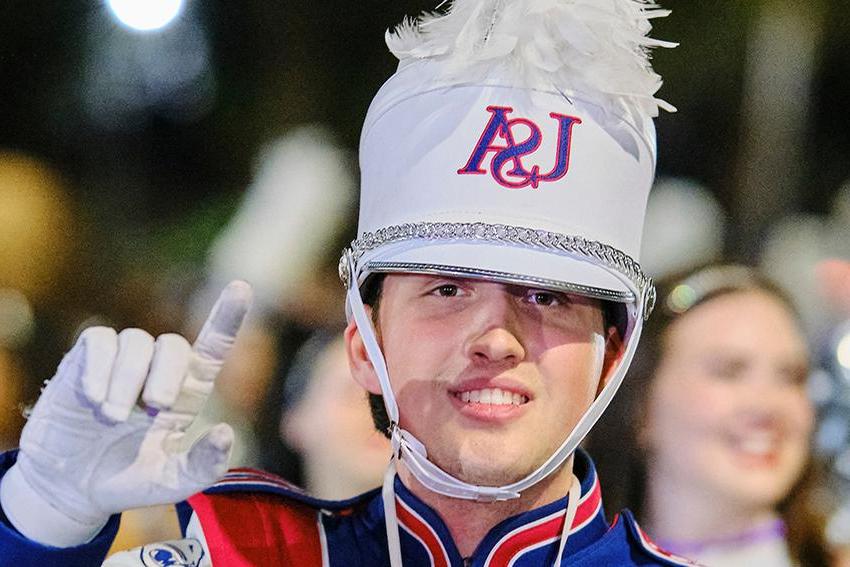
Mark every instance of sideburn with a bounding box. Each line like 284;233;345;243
362;275;393;438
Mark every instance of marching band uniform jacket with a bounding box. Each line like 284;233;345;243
0;449;693;566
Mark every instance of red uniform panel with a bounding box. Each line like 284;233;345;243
187;491;323;566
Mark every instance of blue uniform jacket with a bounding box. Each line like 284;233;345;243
0;449;694;566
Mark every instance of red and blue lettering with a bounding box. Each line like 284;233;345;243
457;106;582;189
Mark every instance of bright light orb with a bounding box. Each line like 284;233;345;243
107;0;184;32
838;331;850;370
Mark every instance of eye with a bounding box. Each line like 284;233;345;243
526;290;563;306
705;358;745;381
433;284;460;297
778;364;808;387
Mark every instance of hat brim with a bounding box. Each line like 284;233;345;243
360;239;635;303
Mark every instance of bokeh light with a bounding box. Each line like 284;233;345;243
107;0;184;32
0;153;75;302
837;330;850;369
665;284;699;314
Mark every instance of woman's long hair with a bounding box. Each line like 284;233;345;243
585;265;833;566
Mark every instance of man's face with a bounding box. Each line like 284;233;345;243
348;274;619;486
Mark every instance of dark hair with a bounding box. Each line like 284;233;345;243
584;264;833;566
361;273;624;439
361;274;393;438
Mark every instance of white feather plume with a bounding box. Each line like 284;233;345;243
386;0;676;118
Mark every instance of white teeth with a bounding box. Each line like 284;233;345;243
456;388;528;406
736;435;777;456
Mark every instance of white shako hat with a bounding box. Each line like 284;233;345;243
340;0;673;515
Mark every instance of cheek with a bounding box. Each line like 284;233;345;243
329;408;371;449
382;317;452;366
381;321;464;403
784;393;816;439
647;378;732;448
539;342;602;403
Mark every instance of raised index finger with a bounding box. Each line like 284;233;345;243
192;280;253;370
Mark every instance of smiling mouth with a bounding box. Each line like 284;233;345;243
452;388;529;406
731;433;780;458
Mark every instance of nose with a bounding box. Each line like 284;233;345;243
464;292;526;365
740;367;809;425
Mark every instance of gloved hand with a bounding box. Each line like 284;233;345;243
0;281;252;547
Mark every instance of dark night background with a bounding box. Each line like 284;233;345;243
0;0;849;550
0;0;849;475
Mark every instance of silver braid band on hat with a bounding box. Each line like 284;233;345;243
339;221;656;319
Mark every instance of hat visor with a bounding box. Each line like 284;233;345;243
360;240;635;303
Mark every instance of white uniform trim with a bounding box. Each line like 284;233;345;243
317;511;331;567
631;520;696;566
185;513;212;566
397;495;452;567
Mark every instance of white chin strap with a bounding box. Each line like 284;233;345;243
345;259;647;503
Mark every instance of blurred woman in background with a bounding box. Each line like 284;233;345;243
279;332;390;499
588;264;843;566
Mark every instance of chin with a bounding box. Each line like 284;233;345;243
742;474;800;503
420;429;554;485
432;450;532;487
454;466;530;487
710;471;798;510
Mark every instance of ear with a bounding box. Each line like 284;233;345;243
597;325;625;393
344;315;382;395
636;408;653;451
280;408;308;451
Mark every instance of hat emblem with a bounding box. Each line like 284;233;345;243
457;105;582;190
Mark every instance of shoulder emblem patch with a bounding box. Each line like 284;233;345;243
102;538;206;567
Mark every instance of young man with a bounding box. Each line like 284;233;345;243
0;1;691;565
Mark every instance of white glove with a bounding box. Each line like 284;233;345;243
0;281;252;547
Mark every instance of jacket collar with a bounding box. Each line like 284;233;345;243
388;449;608;566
